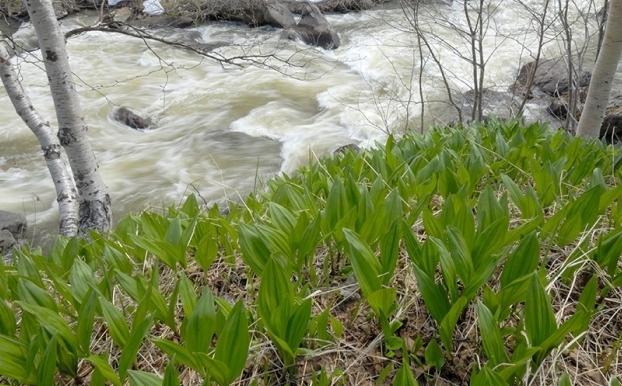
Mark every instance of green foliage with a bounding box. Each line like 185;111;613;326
0;123;620;385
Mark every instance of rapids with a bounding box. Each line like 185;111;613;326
0;0;618;242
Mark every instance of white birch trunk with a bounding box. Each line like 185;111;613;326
0;38;79;237
576;0;622;138
25;0;112;233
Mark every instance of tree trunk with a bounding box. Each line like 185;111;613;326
24;0;112;233
0;38;79;236
576;0;622;138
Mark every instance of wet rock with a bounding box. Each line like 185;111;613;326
264;0;296;28
130;15;194;28
334;143;361;155
547;99;568;120
287;0;383;13
112;106;152;130
0;230;17;255
513;58;591;97
288;2;340;49
110;7;132;23
459;88;519;122
600;95;622;143
0;210;26;256
546;88;588;120
543;88;622;143
0;210;26;239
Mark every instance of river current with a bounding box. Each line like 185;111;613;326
0;0;617;241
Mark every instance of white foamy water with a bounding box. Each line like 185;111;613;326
0;0;616;241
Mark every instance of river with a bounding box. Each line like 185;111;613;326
0;0;617;243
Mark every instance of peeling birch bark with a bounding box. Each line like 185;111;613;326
24;0;112;233
0;37;79;236
576;0;622;138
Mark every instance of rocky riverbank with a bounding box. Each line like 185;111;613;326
513;57;622;142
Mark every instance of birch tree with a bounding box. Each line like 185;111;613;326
0;0;112;234
576;0;622;138
0;38;79;236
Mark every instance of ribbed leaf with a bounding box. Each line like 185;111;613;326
476;301;507;365
36;335;58;386
127;370;162;386
525;274;557;349
343;229;382;296
214;301;249;385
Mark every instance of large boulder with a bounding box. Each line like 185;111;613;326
288;2;340;49
264;0;296;28
513;58;591;97
112;106;152;130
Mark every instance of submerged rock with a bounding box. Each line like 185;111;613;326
112;106;152;130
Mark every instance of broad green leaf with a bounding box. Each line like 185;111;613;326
177;273;197;316
269;203;297;233
238;224;271;275
119;316;154;378
0;300;16;335
285;299;312;357
180;194;200;217
154;340;200;370
446;227;474;283
393;361;419;386
195;234;219;271
525;274;557;349
476;301;507;365
470;366;508;386
182;289;218;354
379;222;401;284
198;355;229;386
424;340;444;369
0;336;33;384
439;296;468;349
69;259;96;301
162;361;179;386
500;233;539;288
127;370;162;386
87;355;122;386
214;302;249;384
411;265;450;322
343;229;382;296
17;302;77;350
367;288;397;319
36;335;58;386
17;279;57;311
98;298;130;348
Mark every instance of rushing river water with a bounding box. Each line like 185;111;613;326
0;0;618;242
